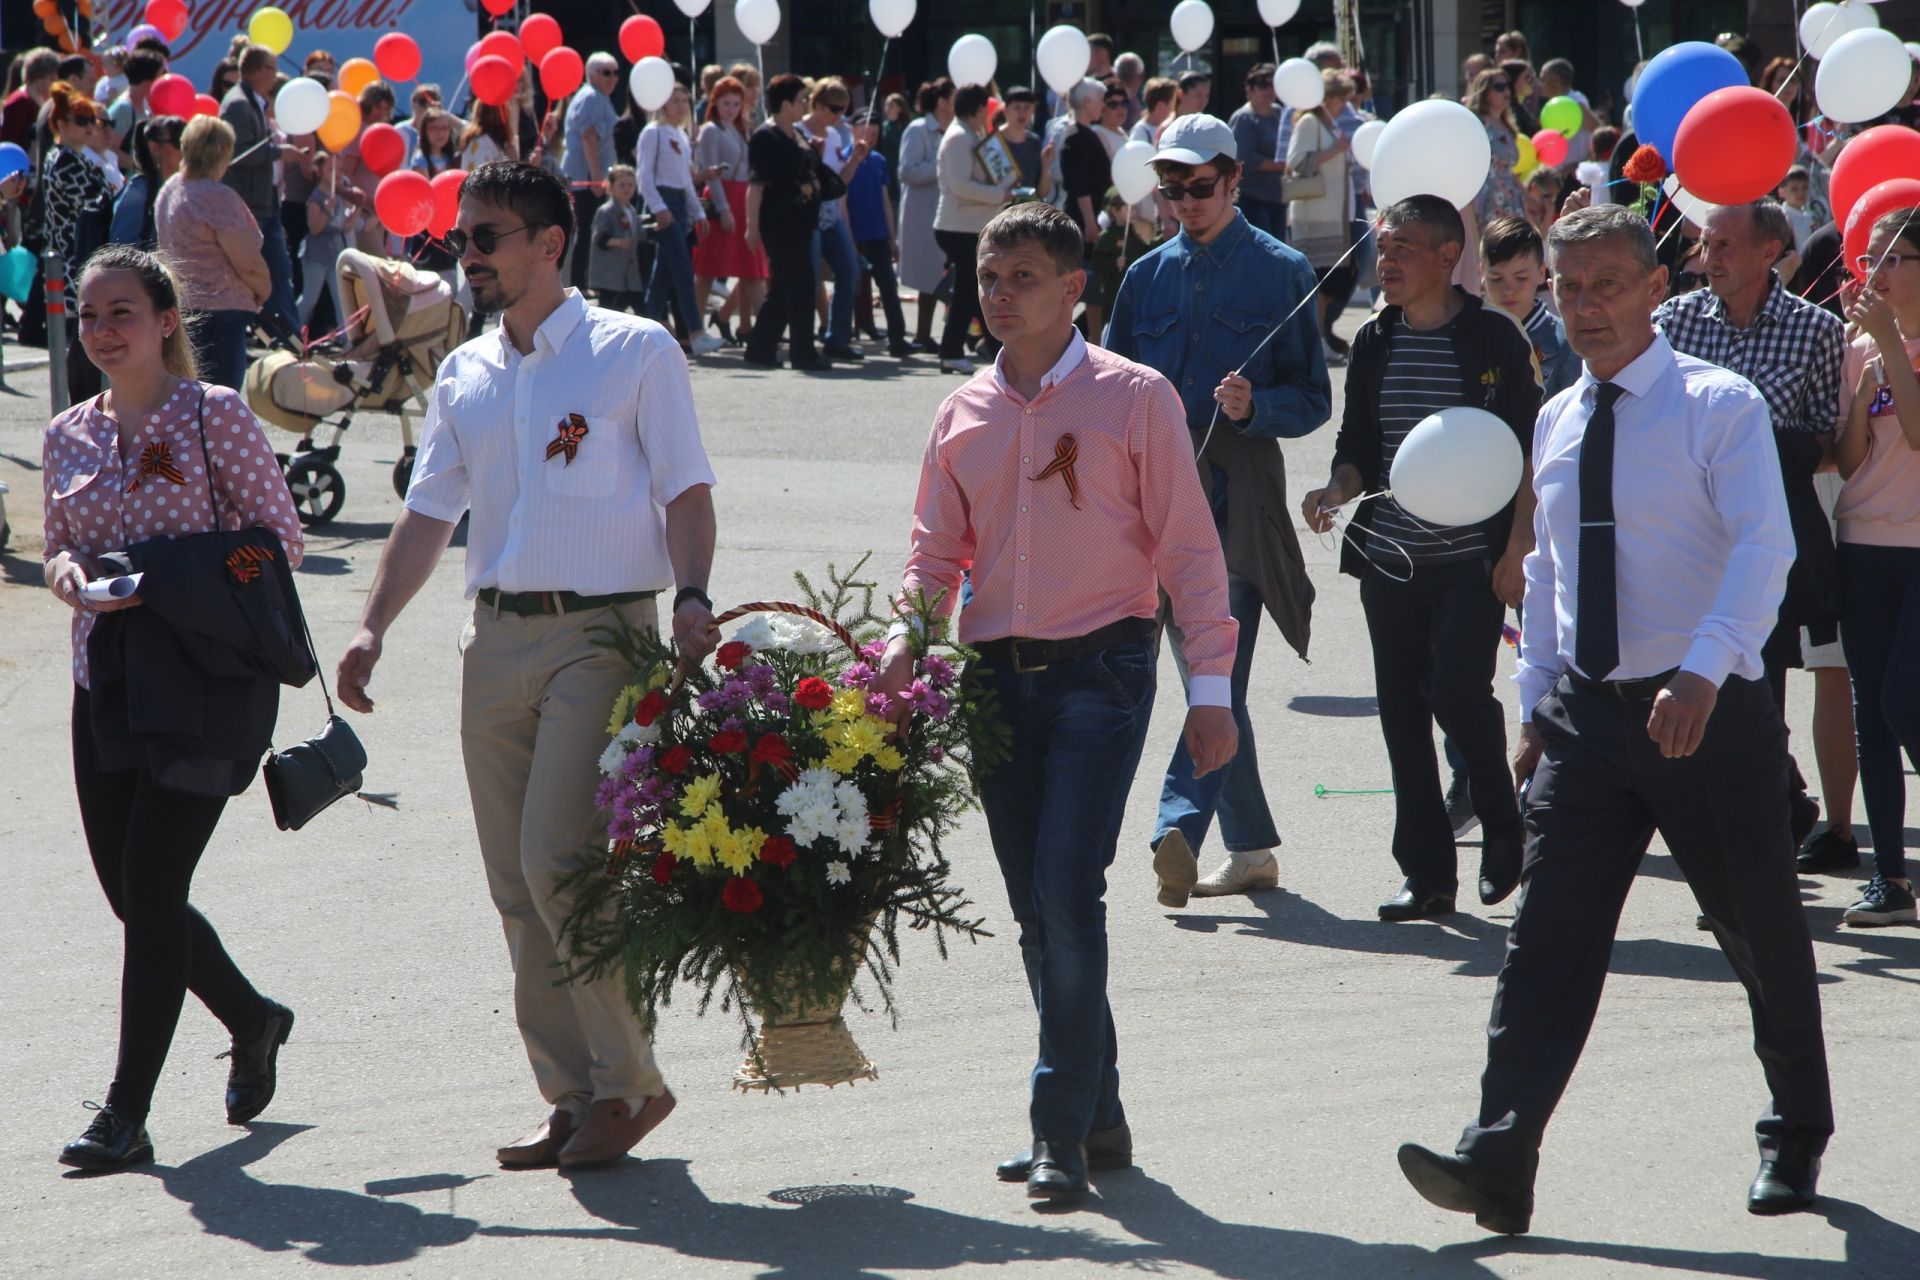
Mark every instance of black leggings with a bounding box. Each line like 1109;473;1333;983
935;230;981;360
1316;262;1357;338
71;686;267;1122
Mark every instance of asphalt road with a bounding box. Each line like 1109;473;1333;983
2;318;1917;1279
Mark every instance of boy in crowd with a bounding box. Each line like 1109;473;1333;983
1779;166;1814;252
588;164;648;313
1480;215;1578;399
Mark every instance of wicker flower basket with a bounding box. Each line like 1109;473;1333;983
732;966;879;1092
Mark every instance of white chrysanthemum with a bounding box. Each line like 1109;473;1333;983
787;623;836;655
833;780;866;816
835;813;871;854
796;766;838;791
731;616;776;652
616;719;662;746
825;860;851;885
598;739;629;777
787;809;828;848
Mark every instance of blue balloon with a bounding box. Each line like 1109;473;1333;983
0;142;26;183
1631;42;1750;162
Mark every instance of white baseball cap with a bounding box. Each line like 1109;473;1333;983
1154;113;1238;167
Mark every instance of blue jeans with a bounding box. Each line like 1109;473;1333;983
645;187;702;334
1156;574;1280;855
194;309;254;391
1840;541;1920;880
256;212;299;337
811;215;860;349
969;638;1156;1144
1240;198;1287;243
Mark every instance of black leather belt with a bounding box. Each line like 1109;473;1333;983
974;616;1156;674
477;587;658;617
1566;668;1679;702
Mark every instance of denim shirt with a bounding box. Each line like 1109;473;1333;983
1105;211;1332;444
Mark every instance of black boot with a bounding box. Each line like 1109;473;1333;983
223;1000;295;1124
59;1104;154;1172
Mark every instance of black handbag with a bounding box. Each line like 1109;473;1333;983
186;388;368;830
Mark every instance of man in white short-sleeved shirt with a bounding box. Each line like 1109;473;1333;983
336;161;720;1173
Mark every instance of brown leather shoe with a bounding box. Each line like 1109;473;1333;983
557;1089;677;1169
496;1108;577;1169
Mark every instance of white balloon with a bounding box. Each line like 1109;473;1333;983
1111;139;1158;205
1275;57;1324;110
1801;1;1878;60
1367;99;1492;209
1817;28;1913;124
673;0;711;16
948;34;996;89
1908;42;1920;63
1660;173;1719;229
1170;0;1214;54
1619;0;1646;8
1350;118;1387;168
1036;25;1092;96
1258;0;1301;24
630;57;675;112
274;78;331;136
735;0;781;46
869;0;915;39
1388;408;1523;527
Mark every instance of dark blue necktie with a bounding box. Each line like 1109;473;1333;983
1575;382;1626;681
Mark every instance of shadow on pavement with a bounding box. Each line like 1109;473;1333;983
137;1122;479;1265
1444;1197;1920;1279
2;549;41;586
1803;906;1920;984
1287;694;1379;717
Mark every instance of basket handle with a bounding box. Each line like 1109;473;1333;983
709;600;861;660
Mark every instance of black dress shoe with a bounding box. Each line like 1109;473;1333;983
1397;1143;1531;1235
910;337;938;354
1797;827;1861;874
1026;1139;1089;1200
997;1123;1132;1181
790;354;833;372
1379;879;1456;921
741;352;781;369
59;1104;154;1171
888;342;915;358
822;344;866;361
223;1000;294;1124
1478;828;1525;906
1748;1155;1820;1214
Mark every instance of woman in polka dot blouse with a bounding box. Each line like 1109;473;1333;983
42;245;304;1173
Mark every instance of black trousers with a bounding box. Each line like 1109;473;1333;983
1359;559;1519;889
934;229;981;361
1458;675;1833;1187
569;190;603;291
745;226;817;364
71;686;268;1122
854;237;908;340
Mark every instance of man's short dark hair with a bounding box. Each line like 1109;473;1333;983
58;55;90;82
461;161;576;266
1480;214;1543;268
1246;62;1277;87
916;76;954;114
1379;195;1466;250
954;84;991;119
764;73;806;112
1087;33;1115;56
239;44;277;77
978;201;1085;276
124;50;166;88
1004;84;1036;105
131;36;172;59
1178;70;1211;92
21;49;61;84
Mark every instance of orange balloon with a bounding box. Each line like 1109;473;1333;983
32;0;56;15
316;91;362;154
338;57;379;98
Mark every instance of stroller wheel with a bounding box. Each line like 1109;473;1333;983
284;454;347;528
392;446;416;500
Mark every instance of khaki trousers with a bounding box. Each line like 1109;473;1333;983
459;598;666;1108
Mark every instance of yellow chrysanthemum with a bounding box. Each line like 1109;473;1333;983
660;823;689;856
714;827;753;874
831;688;867;721
700;805;731;844
606;685;642;736
844;718;885;758
873;744;905;772
824;745;862;775
678;772;721;818
647;667;670;690
683;825;714;867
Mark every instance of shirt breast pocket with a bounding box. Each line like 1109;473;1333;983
52;462;105;501
1131;308;1180;371
1211;304;1270;373
543;415;622;499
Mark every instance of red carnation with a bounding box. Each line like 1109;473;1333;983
794;677;834;710
658;744;693;775
761;835;798;868
751;732;794;767
721;876;764;913
1621;144;1666;185
634;690;670;727
651;851;677;885
709;727;749;754
715;640;753;671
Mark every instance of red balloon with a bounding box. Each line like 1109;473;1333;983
620;15;665;63
470;55;519;108
1531;128;1568;169
1845;178;1920;279
428;168;466;237
144;0;188;43
191;93;219;119
373;32;421;83
1831;126;1920;237
539;47;583;100
467;30;522;72
147;73;195;118
358;122;406;177
1671;87;1797;206
375;169;434;237
480;0;513;14
520;13;563;64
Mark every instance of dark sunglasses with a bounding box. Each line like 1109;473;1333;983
1157;177;1221;202
825;101;846;114
443;222;547;257
1247;77;1274;88
1489;80;1511;90
1104;97;1127;108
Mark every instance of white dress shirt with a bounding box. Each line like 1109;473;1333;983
405;289;717;597
1517;332;1793;720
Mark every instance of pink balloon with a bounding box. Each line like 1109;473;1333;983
1531;129;1568;169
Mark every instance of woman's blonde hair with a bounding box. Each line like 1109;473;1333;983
179;115;235;179
78;244;198;380
1295;69;1356;125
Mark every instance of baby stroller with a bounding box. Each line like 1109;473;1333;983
244;249;467;527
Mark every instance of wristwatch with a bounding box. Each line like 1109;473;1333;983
673;585;712;613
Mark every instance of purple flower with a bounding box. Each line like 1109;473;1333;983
614;783;641;812
924;692;953;721
867;691;892;717
901;678;933;709
920;654;957;689
841;661;876;689
722;677;753;703
928;745;946;763
638;776;677;805
745;664;779;696
595;776;623;810
860;640;886;662
695;689;728;713
764;691;791;714
608;811;644;842
619;745;657;781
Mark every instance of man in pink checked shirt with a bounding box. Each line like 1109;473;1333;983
872;202;1238;1204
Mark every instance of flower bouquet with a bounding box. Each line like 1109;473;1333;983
557;559;1002;1092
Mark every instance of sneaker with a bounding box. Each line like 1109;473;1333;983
1191;851;1280;897
1152;829;1200;908
940;357;975;374
1796;827;1861;874
1445;775;1478;839
689;333;726;356
1322;342;1347;368
1842;875;1918;927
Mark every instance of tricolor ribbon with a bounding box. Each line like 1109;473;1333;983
1031;433;1081;509
126;441;186;493
546;413;589;465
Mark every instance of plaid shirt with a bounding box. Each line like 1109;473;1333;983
1653;273;1845;436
